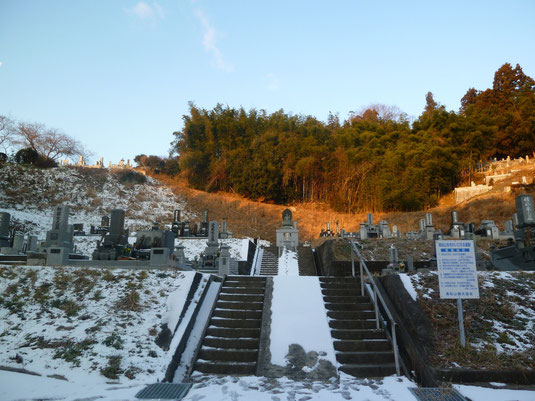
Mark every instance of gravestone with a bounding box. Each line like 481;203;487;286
276;209;299;253
504;220;514;234
0;212;10;248
491;194;535;270
516;194;535;228
424;213;435;240
171;209;181;237
359;222;367;239
175;245;189;270
367;213;373;226
389;245;399;266
198;210;209;237
379;220;391;238
12;234;24;253
44;205;74;251
419;218;426;233
92;209;128;260
202;221;220;262
26;235;38;252
101;215;110;227
449;210;465;239
407;255;415;272
219;219;229;239
182;221;191;237
451;211;458;224
207;221;219;247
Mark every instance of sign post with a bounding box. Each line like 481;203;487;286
435;240;479;347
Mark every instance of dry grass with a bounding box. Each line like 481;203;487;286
415;272;535;370
152;173;535;242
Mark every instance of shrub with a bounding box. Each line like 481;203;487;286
100;355;123;379
103;333;124;350
115;170;147;185
53;339;96;366
116;289;141;311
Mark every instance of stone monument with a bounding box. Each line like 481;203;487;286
276;209;299;254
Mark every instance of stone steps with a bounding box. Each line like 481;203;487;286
320;277;396;378
339;363;397;378
333;339;392;352
193;276;266;376
202;337;259;349
259;246;278;276
297;245;316;276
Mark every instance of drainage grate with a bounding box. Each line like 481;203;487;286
409;387;468;401
136;383;193;400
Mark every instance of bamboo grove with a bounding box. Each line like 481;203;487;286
168;63;535;212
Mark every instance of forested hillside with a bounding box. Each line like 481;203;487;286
169;63;535;212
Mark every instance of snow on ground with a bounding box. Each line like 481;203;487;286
0;163;194;236
0;265;203;386
454;384;535;401
399;273;417;301
183;374;420;401
270;276;337;367
0;370;144;401
3;367;535;401
409;270;535;368
278;247;299;276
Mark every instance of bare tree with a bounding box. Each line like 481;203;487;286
350;103;407;123
0;115;14;153
14;121;88;161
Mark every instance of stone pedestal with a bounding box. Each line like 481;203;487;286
150;248;171;266
46;247;69;265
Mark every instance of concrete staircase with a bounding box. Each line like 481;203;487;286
259;246;278;276
297;245;316;276
193;276;266;375
319;277;396;377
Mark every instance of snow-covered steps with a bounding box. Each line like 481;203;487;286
192;276;267;376
320;277;397;378
259;246;278;275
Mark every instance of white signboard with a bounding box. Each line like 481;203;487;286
436;240;479;299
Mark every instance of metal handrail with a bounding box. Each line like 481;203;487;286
250;246;263;276
348;239;401;376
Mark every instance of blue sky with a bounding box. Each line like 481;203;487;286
1;0;534;164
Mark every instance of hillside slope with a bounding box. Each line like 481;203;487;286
0;164;195;237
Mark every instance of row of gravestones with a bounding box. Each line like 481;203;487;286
0;206;236;274
171;209;232;240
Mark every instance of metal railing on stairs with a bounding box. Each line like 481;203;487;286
348;239;401;376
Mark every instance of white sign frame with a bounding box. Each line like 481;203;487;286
436;240;479;299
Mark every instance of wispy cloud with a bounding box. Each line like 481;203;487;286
194;9;234;72
265;73;280;92
127;1;164;21
0;61;3;68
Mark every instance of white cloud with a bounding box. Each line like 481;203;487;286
265;73;280;92
127;1;164;21
194;9;234;72
0;61;3;68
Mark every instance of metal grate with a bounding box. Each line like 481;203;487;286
409;387;468;401
136;383;193;400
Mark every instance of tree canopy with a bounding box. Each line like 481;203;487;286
168;63;535;212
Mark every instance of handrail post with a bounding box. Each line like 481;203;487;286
360;261;364;296
351;246;355;277
374;287;379;330
392;323;400;376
